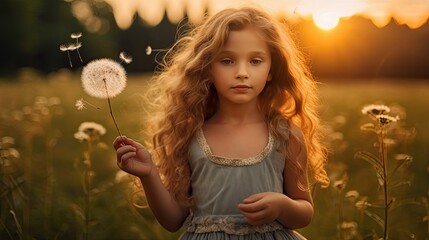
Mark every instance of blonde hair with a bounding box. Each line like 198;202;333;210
144;6;329;208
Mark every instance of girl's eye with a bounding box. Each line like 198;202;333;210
221;59;233;65
250;59;262;65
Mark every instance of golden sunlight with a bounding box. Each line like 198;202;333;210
73;0;429;31
312;12;340;30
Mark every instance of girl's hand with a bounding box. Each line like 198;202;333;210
238;192;285;225
113;136;153;178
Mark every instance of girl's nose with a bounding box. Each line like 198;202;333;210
235;62;249;80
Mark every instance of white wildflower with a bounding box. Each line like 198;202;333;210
376;114;399;126
78;121;106;136
361;104;390;116
74;131;89;142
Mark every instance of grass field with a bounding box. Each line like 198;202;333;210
1;69;428;239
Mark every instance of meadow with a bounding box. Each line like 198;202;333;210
1;69;428;240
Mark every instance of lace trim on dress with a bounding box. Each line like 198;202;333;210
196;129;274;167
184;214;284;235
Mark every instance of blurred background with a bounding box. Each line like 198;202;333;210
0;1;428;240
1;0;429;79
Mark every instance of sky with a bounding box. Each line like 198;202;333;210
61;0;429;79
69;0;429;31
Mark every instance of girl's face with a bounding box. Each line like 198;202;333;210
210;26;272;106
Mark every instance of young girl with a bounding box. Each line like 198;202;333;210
113;5;329;239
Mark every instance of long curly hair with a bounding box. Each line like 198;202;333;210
144;5;330;208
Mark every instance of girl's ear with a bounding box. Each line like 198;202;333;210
267;73;272;82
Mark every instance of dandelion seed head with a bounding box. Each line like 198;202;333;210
75;98;86;110
78;121;106;136
119;51;133;64
376;114;399;125
145;46;152;55
361;104;390;116
81;58;127;98
71;32;82;39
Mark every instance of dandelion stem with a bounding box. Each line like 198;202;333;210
77;49;83;63
67;51;73;68
103;79;125;144
23;135;33;240
83;140;92;240
378;124;389;240
83;99;101;110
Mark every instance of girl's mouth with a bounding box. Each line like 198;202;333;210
232;85;251;90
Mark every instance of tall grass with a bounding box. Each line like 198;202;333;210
1;69;428;239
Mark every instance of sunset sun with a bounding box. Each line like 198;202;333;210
312;12;340;30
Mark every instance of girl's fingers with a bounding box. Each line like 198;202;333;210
241;209;268;225
113;136;145;150
113;136;129;149
116;145;136;158
120;151;137;163
238;198;265;213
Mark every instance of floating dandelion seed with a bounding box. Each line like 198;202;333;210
71;32;82;39
75;98;86;110
68;42;81;51
75;98;101;110
69;42;83;63
81;58;127;141
145;46;152;55
145;46;165;56
119;51;133;64
70;32;84;63
59;43;73;67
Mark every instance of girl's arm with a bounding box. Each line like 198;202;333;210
113;136;189;232
238;123;314;229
